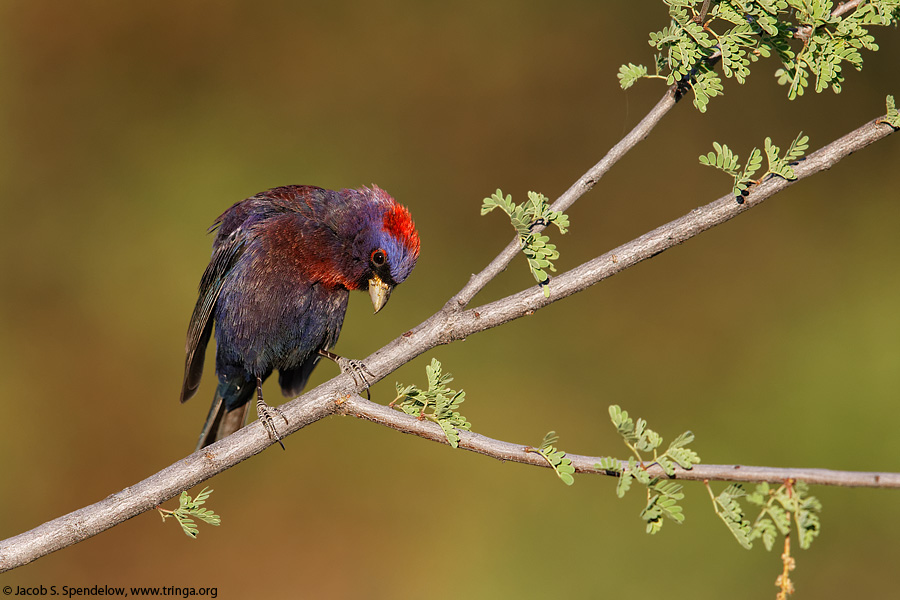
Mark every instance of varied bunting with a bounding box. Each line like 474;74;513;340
180;185;420;449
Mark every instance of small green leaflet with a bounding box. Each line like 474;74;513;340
642;480;687;534
528;431;576;485
711;483;753;549
392;358;471;448
618;63;648;89
157;487;221;539
481;189;569;297
699;132;809;197
597;405;700;534
879;94;900;128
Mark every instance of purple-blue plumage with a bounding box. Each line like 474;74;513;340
180;185;420;449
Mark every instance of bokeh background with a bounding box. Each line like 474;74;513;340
1;1;898;597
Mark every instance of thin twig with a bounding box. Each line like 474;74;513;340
451;86;680;309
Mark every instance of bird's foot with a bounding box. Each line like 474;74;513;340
338;358;374;389
256;396;288;450
318;349;374;399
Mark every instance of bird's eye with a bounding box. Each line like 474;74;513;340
371;249;387;267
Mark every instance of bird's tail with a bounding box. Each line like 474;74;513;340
195;379;254;451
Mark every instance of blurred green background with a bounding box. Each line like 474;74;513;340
1;1;898;597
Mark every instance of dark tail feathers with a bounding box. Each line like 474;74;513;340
195;378;254;450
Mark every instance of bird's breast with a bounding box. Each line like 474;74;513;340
214;255;350;377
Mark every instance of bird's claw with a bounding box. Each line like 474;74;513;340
318;349;374;399
337;357;374;400
337;357;373;388
256;397;288;450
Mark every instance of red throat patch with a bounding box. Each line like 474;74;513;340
382;202;420;256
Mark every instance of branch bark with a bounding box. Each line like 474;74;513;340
340;395;900;488
1;105;895;573
452;86;679;308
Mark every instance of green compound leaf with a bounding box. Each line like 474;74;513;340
765;132;809;179
713;477;825;552
748;482;785;550
879;94;900;128
667;430;695;450
713;484;753;550
608;404;633;434
633;421;656;453
699;142;741;174
596;456;623;474
528;431;576;486
792;482;823;550
701;132;809;197
621;1;899;109
616;471;634;498
745;480;770;506
700;141;757;196
642;494;665;534
393;358;471;448
157;487;221;539
783;133;809;162
641;479;687;534
668;446;701;470
632;462;653;486
763;136;782;174
664;431;701;470
746;480;823;551
691;70;724;112
768;503;792;535
618;62;649;89
603;405;701;533
481;189;569;297
480;189;516;217
720;29;754;83
738;147;764;193
755;515;779;551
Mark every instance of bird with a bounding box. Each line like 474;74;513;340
180;184;420;450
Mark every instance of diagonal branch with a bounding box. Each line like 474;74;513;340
367;114;896;376
449;0;869;312
451;86;680;309
1;110;895;574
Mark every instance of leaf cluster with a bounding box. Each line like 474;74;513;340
528;431;576;485
393;358;471;448
620;0;900;111
699;132;809;197
597;405;701;534
157;487;221;539
748;481;822;550
481;189;569;297
709;480;822;551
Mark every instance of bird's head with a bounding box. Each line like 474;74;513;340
354;186;420;313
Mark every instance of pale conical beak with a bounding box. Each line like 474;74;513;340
368;275;393;314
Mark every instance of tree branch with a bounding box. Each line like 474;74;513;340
340;394;900;488
1;107;895;573
451;86;680;308
448;0;871;311
369;115;896;371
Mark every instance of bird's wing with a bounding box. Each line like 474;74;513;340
180;229;247;403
